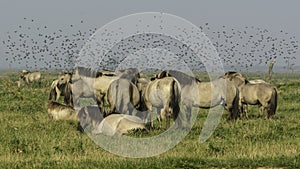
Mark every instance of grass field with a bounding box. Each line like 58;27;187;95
0;70;299;168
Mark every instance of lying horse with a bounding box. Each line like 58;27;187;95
141;76;182;129
107;78;140;116
92;114;146;136
46;101;78;120
249;79;269;84
20;70;42;86
225;72;277;119
156;70;240;123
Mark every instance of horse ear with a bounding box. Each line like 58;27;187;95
156;70;168;79
96;72;102;78
225;73;233;81
163;70;169;78
150;77;156;81
244;79;250;84
156;72;161;79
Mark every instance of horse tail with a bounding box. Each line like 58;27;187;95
64;83;73;106
231;87;240;120
114;81;120;114
170;79;181;127
38;72;42;87
269;87;278;117
128;82;134;115
115;80;125;114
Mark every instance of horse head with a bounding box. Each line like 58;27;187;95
58;72;72;85
155;70;171;79
225;72;247;87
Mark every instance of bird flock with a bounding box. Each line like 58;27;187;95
3;18;95;69
3;18;298;72
201;23;298;71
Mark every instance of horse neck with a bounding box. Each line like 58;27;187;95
197;78;226;93
78;76;95;88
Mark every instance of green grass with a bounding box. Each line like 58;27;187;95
0;71;299;168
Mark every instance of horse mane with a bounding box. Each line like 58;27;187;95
76;67;102;78
166;70;201;85
150;77;156;81
46;101;73;110
155;70;169;79
225;71;246;78
103;73;115;77
244;79;250;84
225;71;248;81
101;69;116;76
225;71;238;76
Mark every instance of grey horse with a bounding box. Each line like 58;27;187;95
20;70;42;86
225;72;277;119
140;76;182;129
156;70;240;124
106;78;140;116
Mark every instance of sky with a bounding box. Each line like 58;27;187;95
0;0;299;71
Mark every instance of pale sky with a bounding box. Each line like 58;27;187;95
0;0;299;71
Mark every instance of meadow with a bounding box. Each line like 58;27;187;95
0;70;299;168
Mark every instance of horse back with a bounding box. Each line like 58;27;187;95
94;76;119;94
242;83;275;104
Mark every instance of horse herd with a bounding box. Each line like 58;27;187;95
18;68;278;135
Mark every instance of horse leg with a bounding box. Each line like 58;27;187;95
162;106;172;129
166;109;171;129
242;104;249;119
150;108;155;129
73;95;80;108
56;89;61;102
127;99;136;115
157;108;164;129
258;106;264;118
144;102;154;129
157;107;166;129
128;105;134;116
184;104;192;126
260;101;270;119
239;104;243;118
